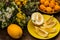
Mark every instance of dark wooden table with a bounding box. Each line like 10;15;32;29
0;13;60;40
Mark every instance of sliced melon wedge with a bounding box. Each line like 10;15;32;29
43;16;56;28
41;27;56;33
34;26;48;37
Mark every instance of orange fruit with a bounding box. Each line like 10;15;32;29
40;4;46;10
49;1;55;8
54;5;60;11
50;0;55;3
44;0;49;6
55;2;59;5
7;24;23;39
45;7;52;12
40;0;46;4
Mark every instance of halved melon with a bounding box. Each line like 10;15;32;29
31;12;44;26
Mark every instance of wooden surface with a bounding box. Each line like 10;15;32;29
0;13;60;40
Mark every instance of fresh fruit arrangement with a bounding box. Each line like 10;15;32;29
31;12;57;37
0;0;60;39
27;13;60;39
39;0;60;14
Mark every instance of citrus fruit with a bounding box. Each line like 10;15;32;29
31;12;44;25
7;24;23;39
54;5;60;11
40;0;46;4
45;7;52;12
44;0;49;6
49;1;55;8
40;4;46;10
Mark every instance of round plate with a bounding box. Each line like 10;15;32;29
27;14;60;39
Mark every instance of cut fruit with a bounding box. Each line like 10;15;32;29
44;16;53;25
47;28;56;33
41;27;56;33
34;26;48;37
43;16;56;28
43;21;56;28
31;12;44;25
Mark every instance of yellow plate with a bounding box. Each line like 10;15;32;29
27;14;60;39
